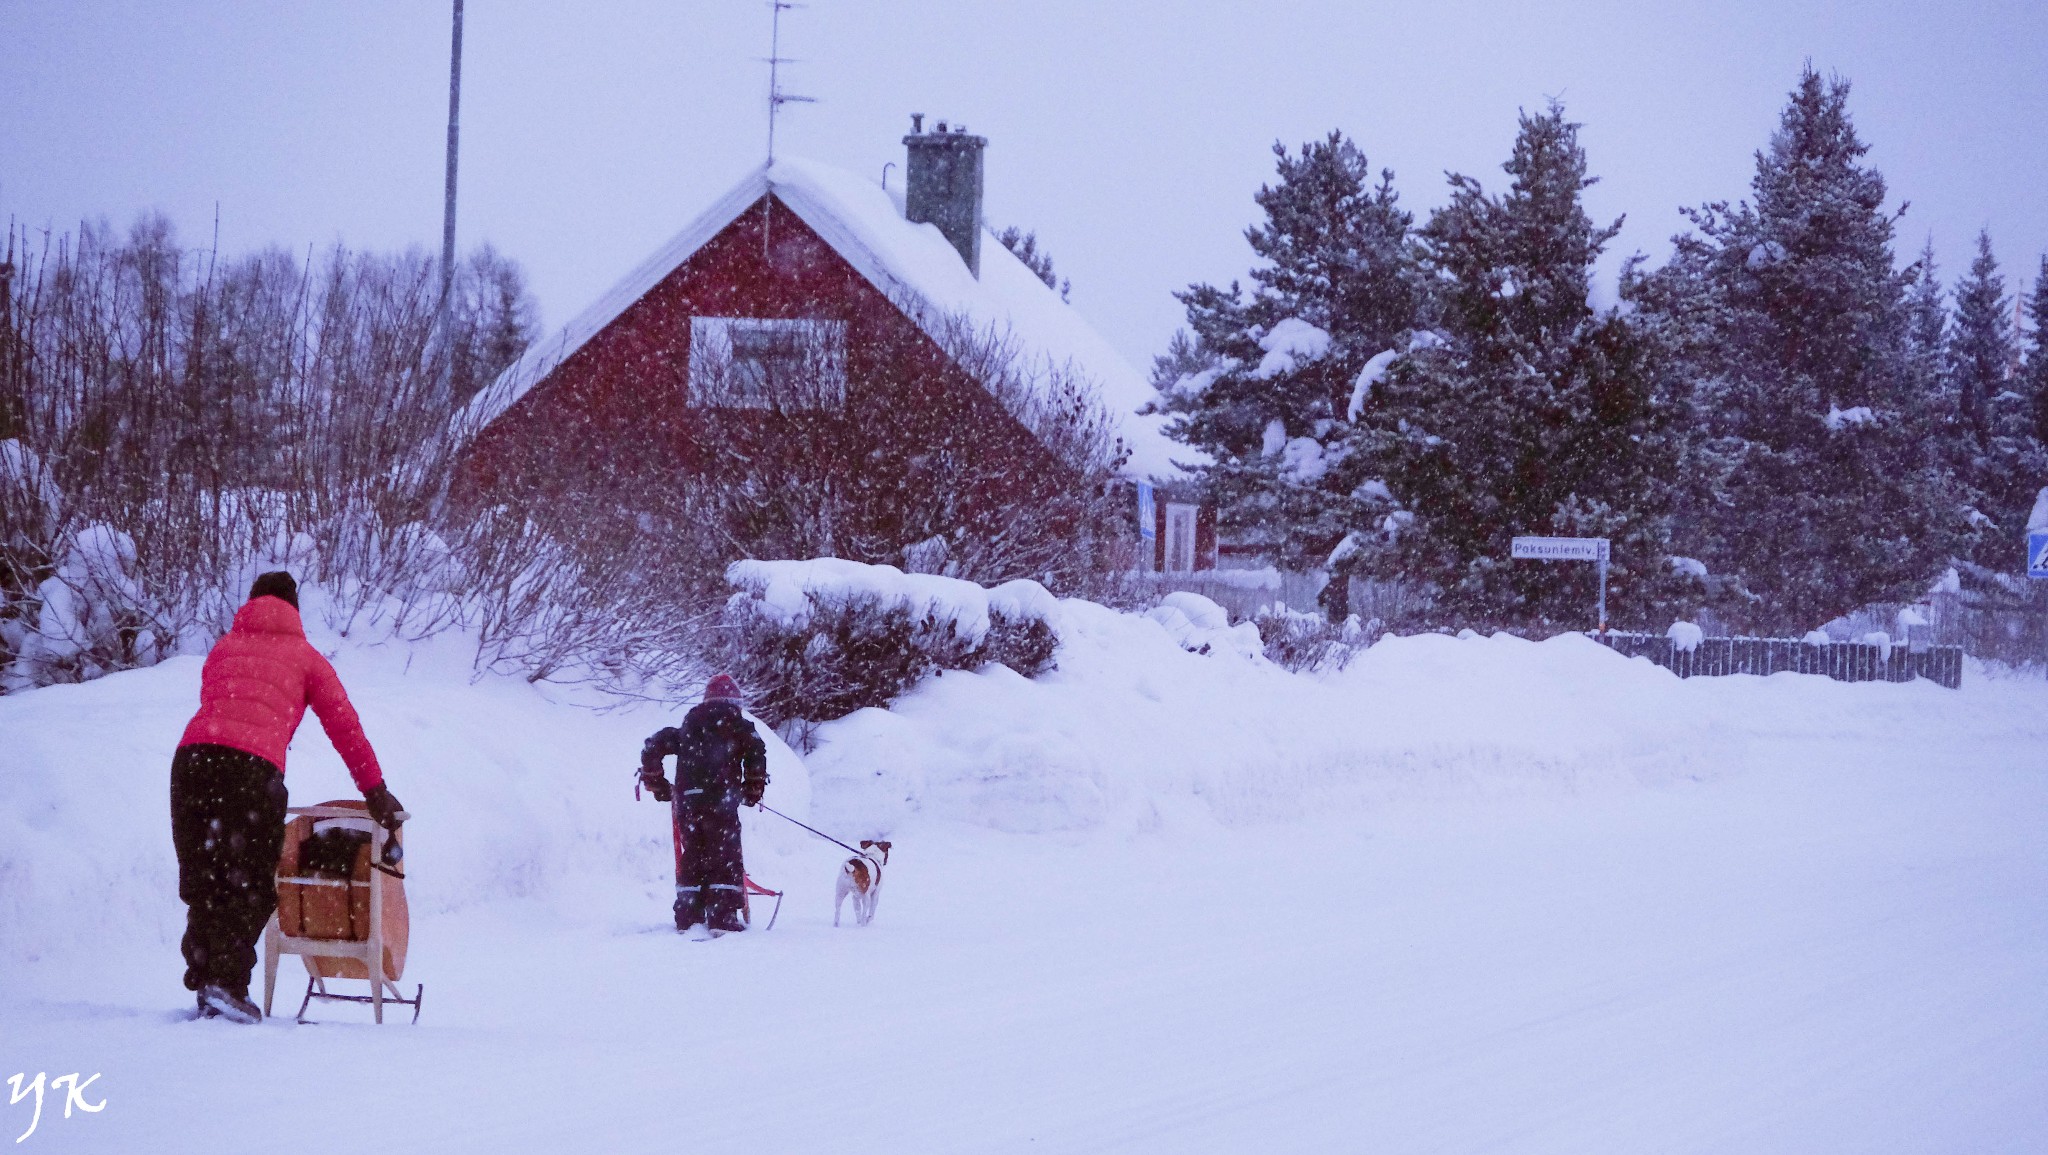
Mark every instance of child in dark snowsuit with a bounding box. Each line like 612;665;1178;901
638;675;768;934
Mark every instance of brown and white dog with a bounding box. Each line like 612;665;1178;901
834;840;891;927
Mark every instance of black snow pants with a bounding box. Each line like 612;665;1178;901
673;796;746;932
169;743;289;995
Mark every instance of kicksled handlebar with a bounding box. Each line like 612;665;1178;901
632;771;865;856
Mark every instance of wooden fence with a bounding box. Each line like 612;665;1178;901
1595;632;1963;689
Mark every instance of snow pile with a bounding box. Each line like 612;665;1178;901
1825;404;1877;430
1666;620;1705;652
1261;418;1288;458
0;601;813;963
4;523;154;690
1746;240;1788;269
1346;332;1444;421
1349;348;1400;420
1278;435;1329;482
1144;591;1264;660
1253;318;1331;378
725;558;1059;643
802;607;1976;838
0;575;2005;968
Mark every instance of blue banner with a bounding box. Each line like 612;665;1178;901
1137;481;1156;540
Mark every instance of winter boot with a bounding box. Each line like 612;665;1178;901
199;984;262;1025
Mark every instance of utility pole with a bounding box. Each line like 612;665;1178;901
438;0;464;398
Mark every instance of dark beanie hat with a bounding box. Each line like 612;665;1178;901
704;673;743;703
249;570;300;610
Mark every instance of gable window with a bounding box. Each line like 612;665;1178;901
688;316;846;409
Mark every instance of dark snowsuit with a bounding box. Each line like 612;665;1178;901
641;702;768;932
169;744;290;995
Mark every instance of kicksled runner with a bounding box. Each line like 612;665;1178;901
638;775;784;930
261;800;423;1024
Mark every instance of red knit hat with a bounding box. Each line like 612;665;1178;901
703;674;743;703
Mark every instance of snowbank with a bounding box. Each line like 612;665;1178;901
0;580;2008;966
0;597;812;962
801;601;1983;838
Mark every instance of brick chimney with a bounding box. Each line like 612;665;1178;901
902;114;987;276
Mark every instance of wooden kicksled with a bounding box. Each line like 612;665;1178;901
262;801;422;1024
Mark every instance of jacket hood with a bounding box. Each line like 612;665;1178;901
233;595;307;638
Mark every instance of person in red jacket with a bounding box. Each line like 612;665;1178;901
171;571;403;1023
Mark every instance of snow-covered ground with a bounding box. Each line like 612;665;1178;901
4;599;2047;1152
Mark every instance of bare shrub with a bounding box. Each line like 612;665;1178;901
0;216;536;691
1253;603;1373;673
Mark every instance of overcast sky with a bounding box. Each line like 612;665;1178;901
3;1;2044;371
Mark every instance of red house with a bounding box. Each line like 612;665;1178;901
454;121;1214;576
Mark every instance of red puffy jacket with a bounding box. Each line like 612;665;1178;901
177;596;384;790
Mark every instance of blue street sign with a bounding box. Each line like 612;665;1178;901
2029;531;2048;580
1137;480;1157;539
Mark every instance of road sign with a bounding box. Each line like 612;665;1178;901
1511;536;1609;562
2029;531;2048;580
1510;536;1612;632
1136;481;1156;540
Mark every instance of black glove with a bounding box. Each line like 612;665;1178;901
641;772;673;803
364;784;406;830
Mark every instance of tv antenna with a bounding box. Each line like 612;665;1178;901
765;1;817;166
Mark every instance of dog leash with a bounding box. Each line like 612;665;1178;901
755;803;867;856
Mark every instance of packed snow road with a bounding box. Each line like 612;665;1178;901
9;725;2048;1152
4;618;2047;1152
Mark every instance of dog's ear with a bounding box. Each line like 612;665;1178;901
859;839;872;849
876;841;892;853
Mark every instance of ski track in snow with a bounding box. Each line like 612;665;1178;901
3;618;2047;1153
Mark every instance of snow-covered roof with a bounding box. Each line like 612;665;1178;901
457;156;1192;480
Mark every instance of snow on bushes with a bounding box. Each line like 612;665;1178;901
1145;592;1264;660
1666;620;1705;653
722;559;1062;737
1253;603;1367;672
4;523;156;690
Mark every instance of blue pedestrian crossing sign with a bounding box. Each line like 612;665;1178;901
2030;532;2048;580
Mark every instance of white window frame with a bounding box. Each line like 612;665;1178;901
688;316;846;410
1163;502;1199;574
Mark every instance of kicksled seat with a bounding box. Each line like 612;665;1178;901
262;800;422;1024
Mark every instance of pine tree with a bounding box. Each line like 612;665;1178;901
1149;132;1425;582
1950;230;2012;456
1341;102;1692;631
1942;230;2042;577
1640;68;1952;633
2027;257;2048;450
